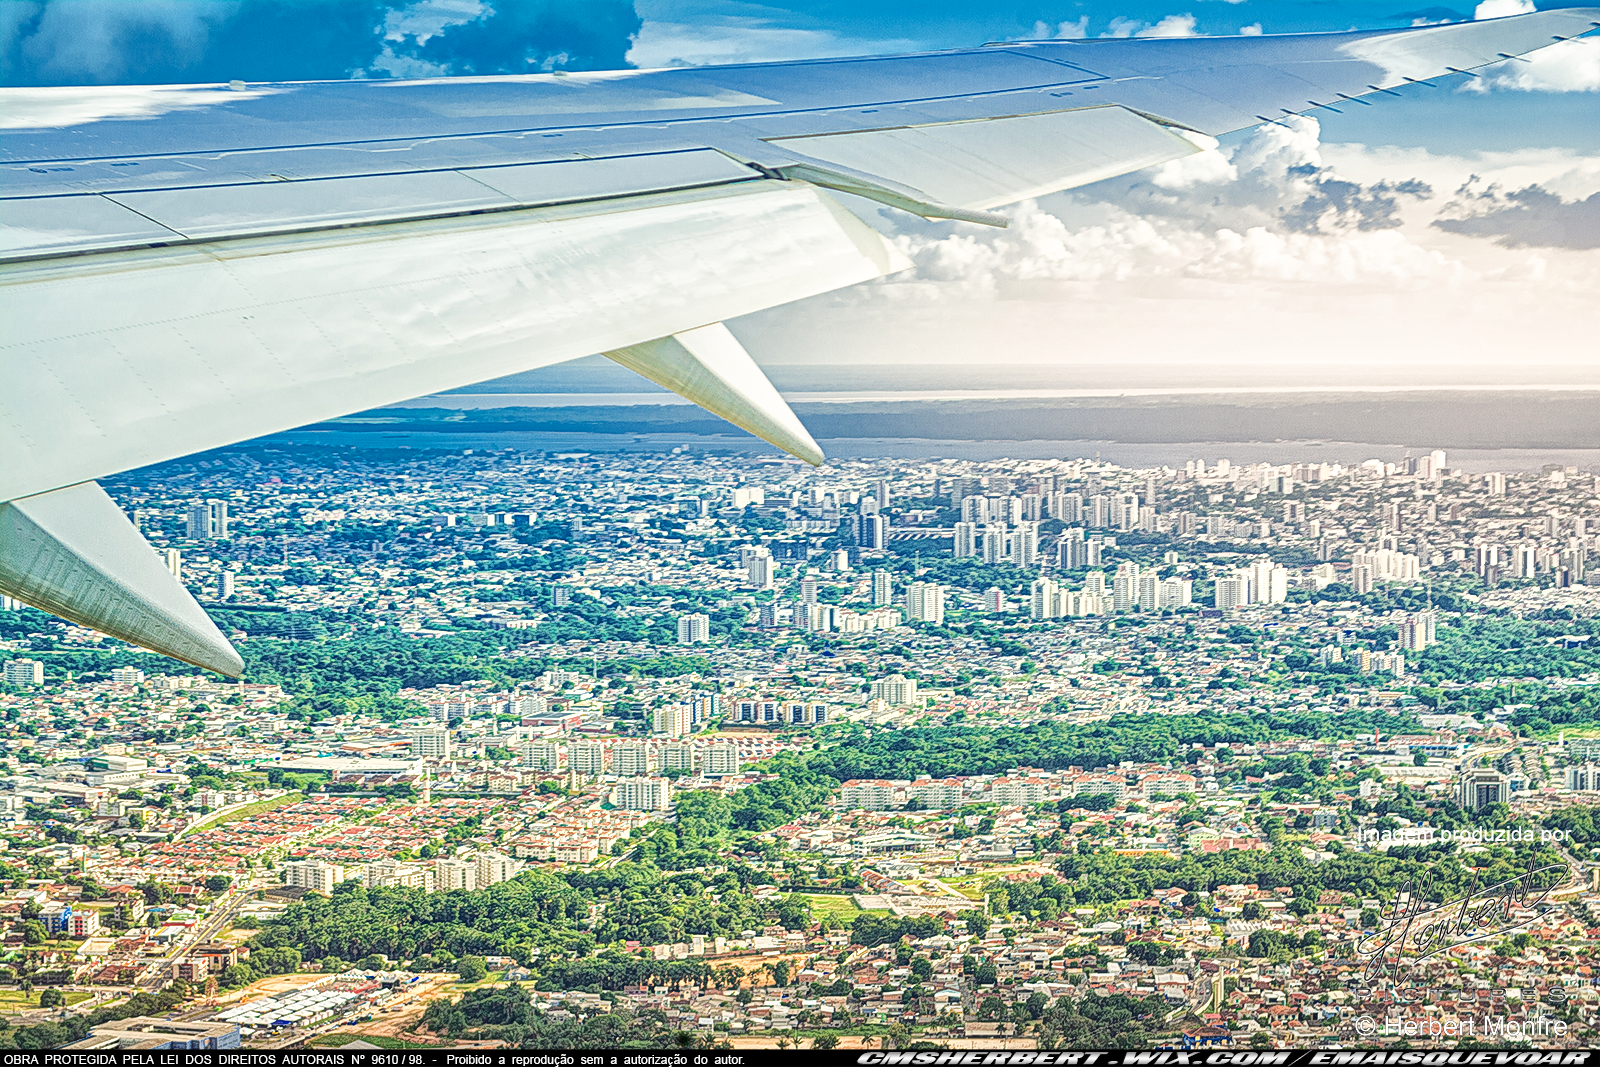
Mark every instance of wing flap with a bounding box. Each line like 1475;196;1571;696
2;148;760;261
766;105;1201;212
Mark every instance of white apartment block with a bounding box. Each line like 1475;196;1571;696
434;858;478;892
613;740;651;776
363;860;435;891
283;860;347;895
704;742;741;776
3;659;43;686
569;740;607;776
869;674;918;706
840;779;896;811
475;851;520;886
613;776;672;811
408;726;452;759
676;613;711;645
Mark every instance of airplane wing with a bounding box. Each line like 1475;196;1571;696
2;9;1595;675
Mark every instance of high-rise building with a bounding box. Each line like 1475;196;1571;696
905;582;945;624
854;513;887;550
704;743;741;777
284;860;347;895
188;500;229;539
1057;527;1087;569
800;577;818;605
435;858;478;891
1397;611;1437;651
1137;572;1158;611
1013;522;1039;567
960;496;988;524
1030;578;1058;620
875;478;891;509
743;547;774;590
871;569;893;606
1157;577;1193;609
1214;576;1249;611
475;851;520;886
1486;472;1506;497
870;674;918;705
676;613;711;645
3;659;43;686
614;776;672;811
569;740;607;776
408;726;452;759
983;587;1006;613
1351;564;1375;593
1112;563;1139;613
1457;770;1508;811
661;741;695;773
110;667;145;685
521;740;561;771
981;524;1007;564
1089;495;1110;528
954;522;977;558
162;548;182;580
1247;559;1289;604
613;740;651;776
216;570;234;600
653;703;693;737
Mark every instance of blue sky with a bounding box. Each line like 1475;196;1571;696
3;0;1595;383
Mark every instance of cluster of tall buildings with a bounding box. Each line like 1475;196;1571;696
1026;564;1193;619
283;849;522;895
521;736;742;778
954;521;1040;566
1214;558;1291;610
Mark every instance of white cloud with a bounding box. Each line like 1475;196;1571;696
1018;17;1089;40
1100;13;1203;38
1463;38;1600;93
1239;23;1262;36
382;0;487;46
1138;14;1200;37
1473;0;1534;19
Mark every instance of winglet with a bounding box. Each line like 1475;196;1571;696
0;481;244;677
604;323;826;466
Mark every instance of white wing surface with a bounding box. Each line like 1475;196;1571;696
2;9;1595;674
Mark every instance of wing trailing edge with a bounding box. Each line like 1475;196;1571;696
0;482;243;677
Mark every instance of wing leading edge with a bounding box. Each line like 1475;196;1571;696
0;10;1593;674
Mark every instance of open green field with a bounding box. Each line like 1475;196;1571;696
934;878;986;901
0;989;93;1012
788;893;889;922
184;792;304;836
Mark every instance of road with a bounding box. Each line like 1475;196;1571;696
138;878;261;991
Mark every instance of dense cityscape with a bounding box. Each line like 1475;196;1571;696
1;441;1598;1052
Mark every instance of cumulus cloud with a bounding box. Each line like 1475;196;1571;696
1459;0;1600;93
0;0;641;85
1100;13;1202;38
871;116;1462;298
1433;179;1600;248
1017;18;1090;41
1473;0;1534;19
